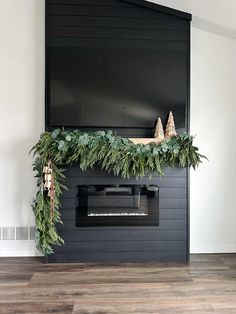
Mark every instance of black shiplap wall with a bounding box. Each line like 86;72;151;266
47;0;189;50
48;167;188;263
46;0;190;262
46;0;190;134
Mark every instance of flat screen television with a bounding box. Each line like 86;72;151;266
47;47;187;128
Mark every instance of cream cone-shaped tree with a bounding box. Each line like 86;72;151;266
154;117;165;141
165;111;177;138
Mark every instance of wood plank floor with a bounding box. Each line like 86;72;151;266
0;254;236;313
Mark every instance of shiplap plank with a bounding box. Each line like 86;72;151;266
64;166;187;177
48;251;187;262
48;15;188;30
48;37;187;51
59;229;187;242
48;4;177;20
58;219;187;230
53;241;187;253
48;0;134;6
48;26;187;41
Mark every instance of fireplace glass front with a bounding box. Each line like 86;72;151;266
76;184;159;227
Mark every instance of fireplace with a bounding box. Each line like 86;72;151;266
45;0;191;263
46;166;189;263
76;184;159;227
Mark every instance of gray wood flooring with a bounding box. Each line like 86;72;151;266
0;254;236;313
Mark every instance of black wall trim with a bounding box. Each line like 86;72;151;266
186;21;191;262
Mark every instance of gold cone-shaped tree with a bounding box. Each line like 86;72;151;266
154;117;165;141
165;111;177;138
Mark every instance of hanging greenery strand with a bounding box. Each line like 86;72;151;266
31;128;206;255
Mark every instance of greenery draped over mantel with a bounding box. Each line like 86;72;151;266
31;128;205;255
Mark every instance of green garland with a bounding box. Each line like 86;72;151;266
31;128;205;255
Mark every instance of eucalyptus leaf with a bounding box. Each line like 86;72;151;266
52;129;60;139
65;135;72;142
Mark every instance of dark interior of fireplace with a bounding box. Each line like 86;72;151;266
76;184;159;227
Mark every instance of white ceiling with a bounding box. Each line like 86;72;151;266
148;0;236;39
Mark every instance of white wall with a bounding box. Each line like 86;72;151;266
1;0;236;255
0;0;44;255
190;28;236;252
150;0;236;253
149;0;236;39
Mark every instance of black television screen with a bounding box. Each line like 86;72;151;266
48;47;187;128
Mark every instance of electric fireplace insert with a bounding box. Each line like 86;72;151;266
76;184;159;227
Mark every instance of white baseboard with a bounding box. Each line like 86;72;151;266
191;244;236;254
0;241;42;257
1;242;236;257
